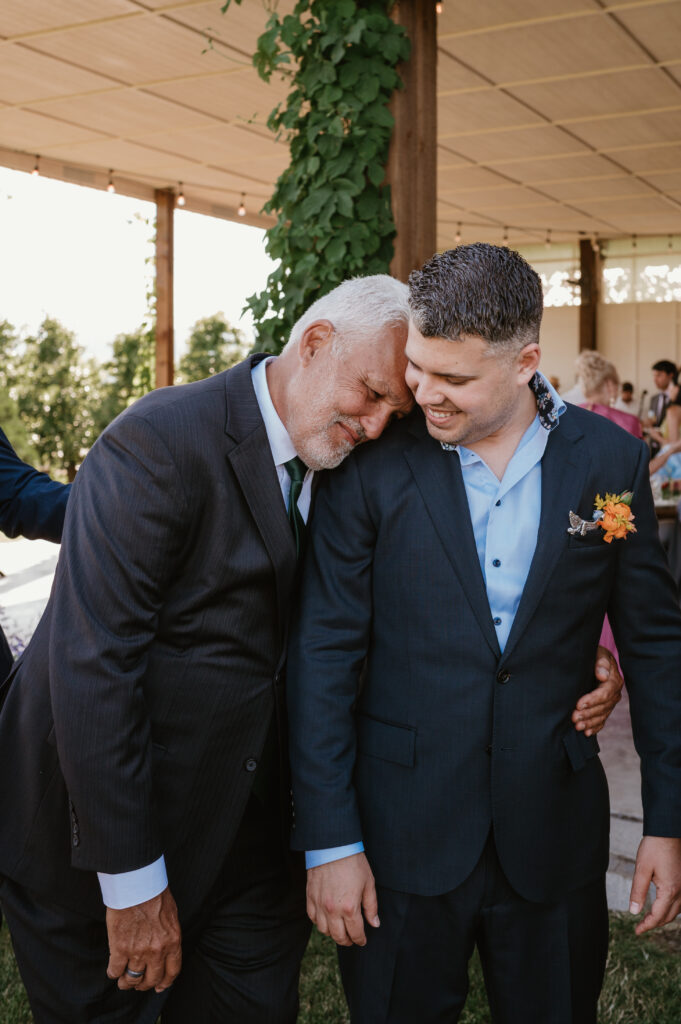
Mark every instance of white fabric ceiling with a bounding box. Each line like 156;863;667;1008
1;0;680;246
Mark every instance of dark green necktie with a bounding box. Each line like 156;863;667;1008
284;456;307;556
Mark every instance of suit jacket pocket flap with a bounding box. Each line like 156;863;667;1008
357;714;415;767
563;727;600;772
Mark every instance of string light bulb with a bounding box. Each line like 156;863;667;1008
31;156;40;177
454;222;461;244
435;2;443;13
106;170;115;194
177;183;185;207
632;234;637;250
545;228;552;249
669;234;673;250
502;226;509;244
238;194;246;217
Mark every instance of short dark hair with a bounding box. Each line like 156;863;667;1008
408;243;543;350
621;381;634;393
652;360;677;378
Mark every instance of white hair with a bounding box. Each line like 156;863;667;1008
284;275;409;353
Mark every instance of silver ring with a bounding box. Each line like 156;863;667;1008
125;967;145;979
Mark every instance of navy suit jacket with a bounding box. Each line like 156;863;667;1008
288;404;681;903
0;427;71;678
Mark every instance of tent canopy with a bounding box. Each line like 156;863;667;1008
0;0;680;246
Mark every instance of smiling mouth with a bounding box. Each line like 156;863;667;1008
337;423;359;445
425;407;459;425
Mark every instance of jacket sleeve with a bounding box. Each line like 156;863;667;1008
48;412;189;873
0;426;71;543
287;454;375;851
608;438;681;837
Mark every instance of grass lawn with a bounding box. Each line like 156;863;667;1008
3;913;681;1022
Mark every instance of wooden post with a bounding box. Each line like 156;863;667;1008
387;0;437;282
579;238;599;351
155;188;175;387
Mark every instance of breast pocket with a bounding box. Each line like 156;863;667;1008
567;528;610;551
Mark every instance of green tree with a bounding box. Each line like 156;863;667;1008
10;317;100;481
94;322;156;436
175;314;247;384
0;320;36;463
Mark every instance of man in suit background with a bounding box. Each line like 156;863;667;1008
287;245;681;1023
0;425;71;679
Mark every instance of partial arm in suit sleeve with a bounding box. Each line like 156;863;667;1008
608;438;681;837
287;453;376;852
48;412;189;874
0;426;71;542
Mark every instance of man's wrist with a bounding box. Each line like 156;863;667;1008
306;843;364;869
97;854;167;909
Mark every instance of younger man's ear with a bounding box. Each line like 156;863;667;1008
516;342;541;382
299;320;334;367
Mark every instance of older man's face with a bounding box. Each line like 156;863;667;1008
288;324;413;470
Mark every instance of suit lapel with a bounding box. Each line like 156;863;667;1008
223;357;297;639
502;413;589;662
403;420;501;658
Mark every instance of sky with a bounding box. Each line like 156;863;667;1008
0;166;277;362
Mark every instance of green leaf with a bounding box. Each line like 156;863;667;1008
336;191;354;218
355;75;381;103
301;186;334;218
367;161;385;187
325;237;347;263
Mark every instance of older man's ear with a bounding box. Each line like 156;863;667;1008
572;646;623;736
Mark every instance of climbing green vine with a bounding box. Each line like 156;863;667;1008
221;0;410;352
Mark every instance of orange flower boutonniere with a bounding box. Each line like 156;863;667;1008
594;491;636;543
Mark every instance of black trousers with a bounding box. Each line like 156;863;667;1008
338;834;608;1024
1;797;311;1024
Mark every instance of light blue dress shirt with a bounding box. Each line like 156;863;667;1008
306;374;566;869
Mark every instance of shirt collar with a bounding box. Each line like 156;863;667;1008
529;371;565;431
251;357;298;467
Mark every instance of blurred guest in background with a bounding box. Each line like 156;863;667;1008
576;351;642;439
613;381;635;413
0;425;71;680
647;359;679;452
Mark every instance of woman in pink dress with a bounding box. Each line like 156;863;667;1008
574;350;643;439
574;351;643;671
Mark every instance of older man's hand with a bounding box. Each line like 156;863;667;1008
106;886;182;993
571;644;623;736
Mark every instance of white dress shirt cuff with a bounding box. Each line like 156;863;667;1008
97;855;168;909
305;843;364;869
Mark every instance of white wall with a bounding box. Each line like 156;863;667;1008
539;306;580;392
539;302;681;400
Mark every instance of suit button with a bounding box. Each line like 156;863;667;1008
72;834;80;847
244;758;258;772
497;670;511;684
485;745;492;756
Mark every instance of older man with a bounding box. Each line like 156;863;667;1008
288;246;681;1024
0;273;620;1024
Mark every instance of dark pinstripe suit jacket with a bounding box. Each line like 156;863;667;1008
0;356;298;924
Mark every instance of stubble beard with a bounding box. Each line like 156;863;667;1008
298;415;369;470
